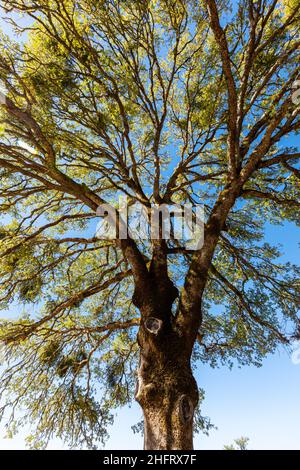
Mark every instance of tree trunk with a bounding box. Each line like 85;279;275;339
135;315;198;450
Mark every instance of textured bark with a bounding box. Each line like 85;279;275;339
135;313;198;450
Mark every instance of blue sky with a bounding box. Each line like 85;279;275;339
0;5;299;451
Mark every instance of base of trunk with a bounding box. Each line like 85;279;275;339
136;356;198;450
143;394;195;450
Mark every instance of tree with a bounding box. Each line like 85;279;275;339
224;436;250;450
0;0;299;450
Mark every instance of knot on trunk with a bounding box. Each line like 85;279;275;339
144;317;163;335
179;395;194;423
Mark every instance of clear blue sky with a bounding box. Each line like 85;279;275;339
0;6;299;451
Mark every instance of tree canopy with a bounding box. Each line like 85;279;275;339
0;0;299;449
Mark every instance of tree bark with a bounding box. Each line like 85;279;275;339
135;314;198;450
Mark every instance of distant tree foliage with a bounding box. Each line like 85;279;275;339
224;436;250;450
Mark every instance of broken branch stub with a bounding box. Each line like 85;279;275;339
144;317;163;335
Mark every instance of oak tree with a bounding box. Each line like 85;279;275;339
0;0;299;450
